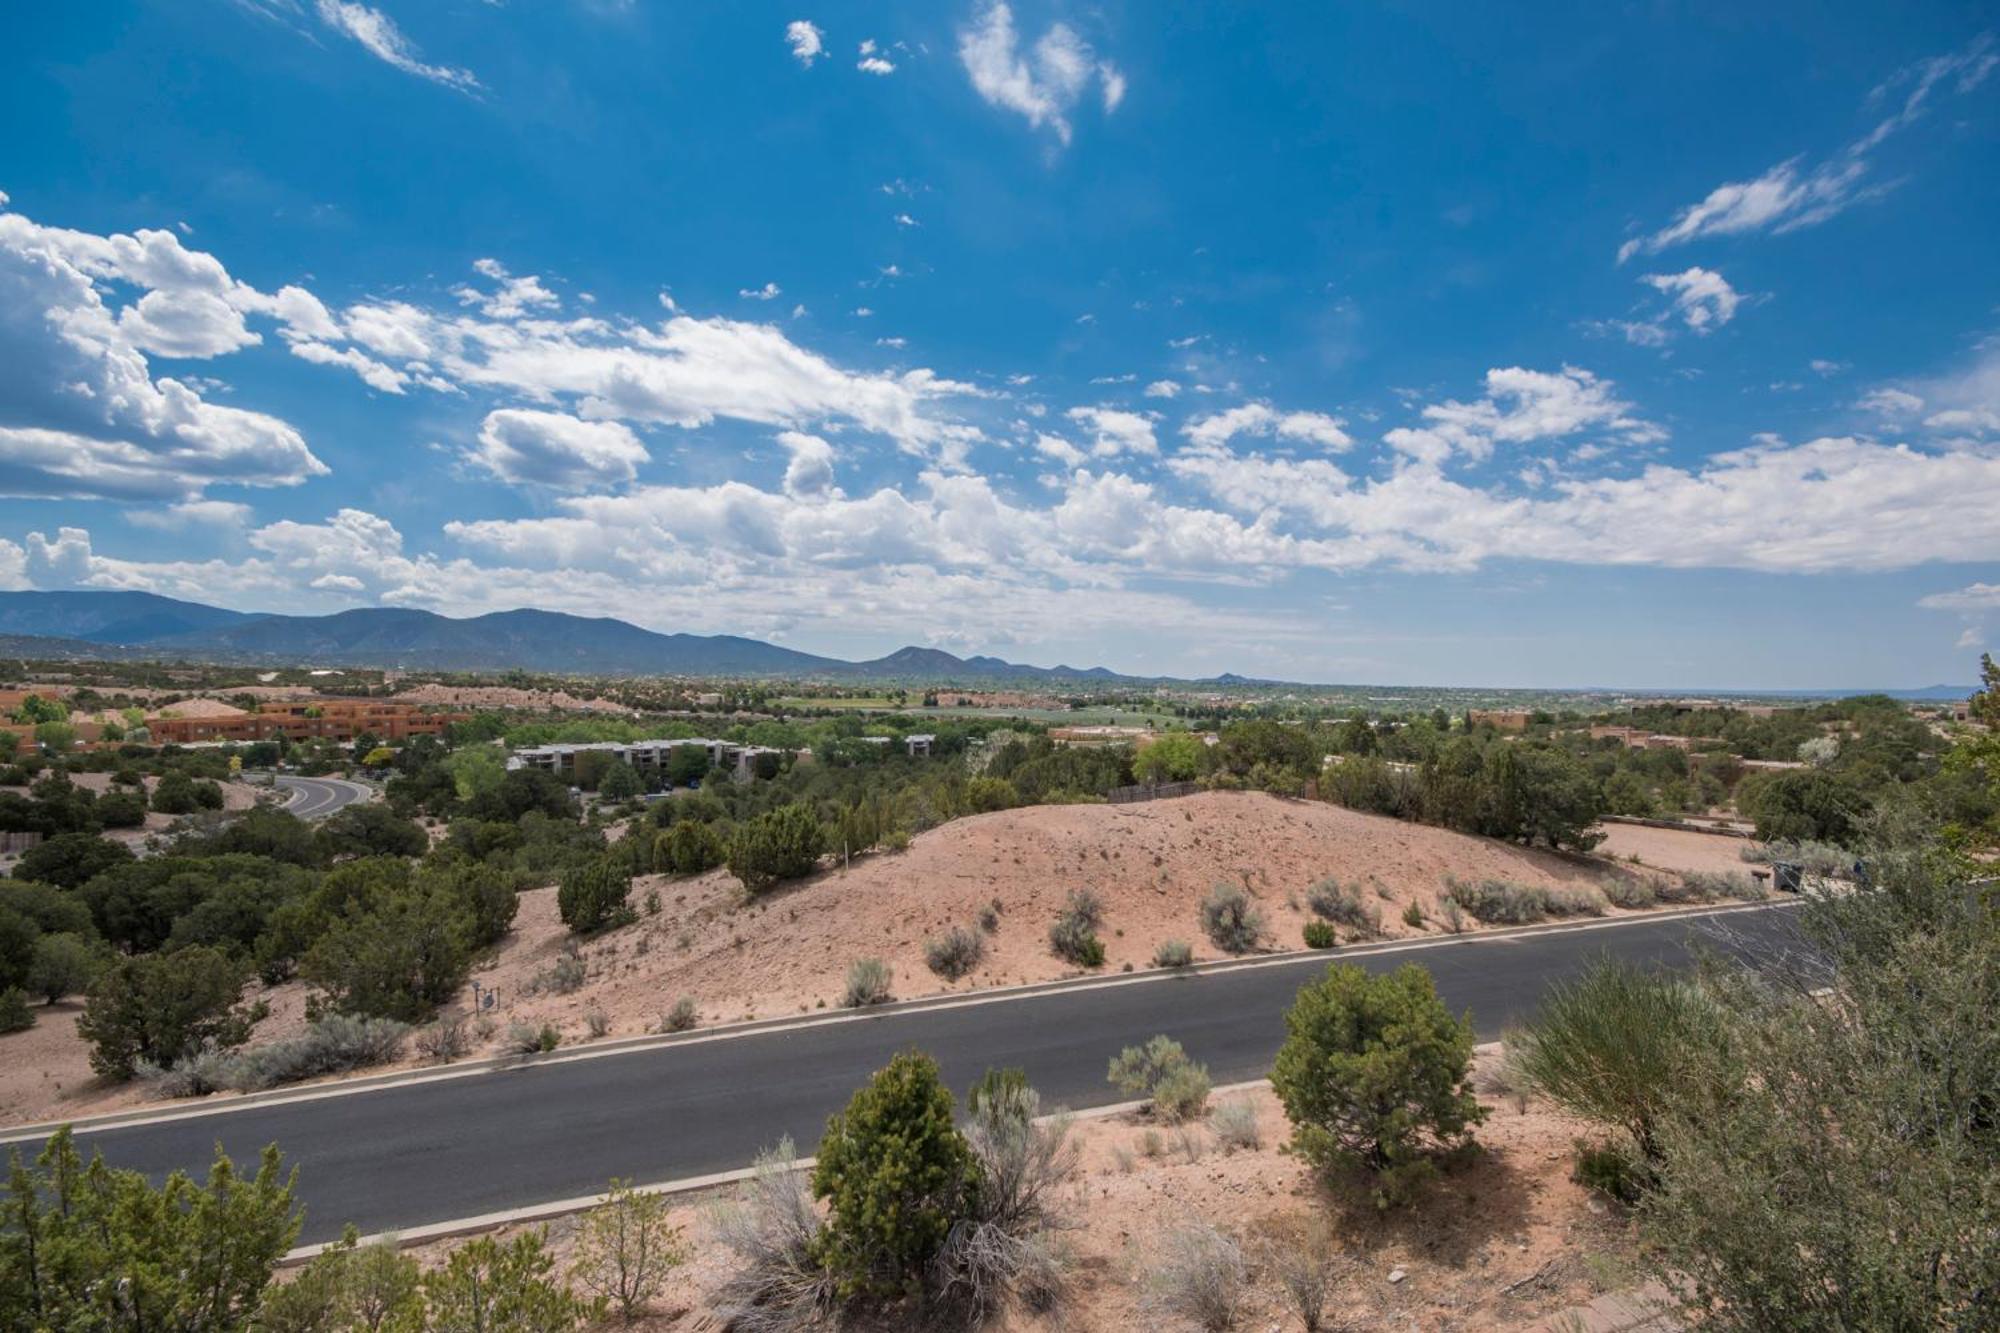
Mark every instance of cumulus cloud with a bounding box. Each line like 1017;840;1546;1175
314;0;481;93
469;409;649;490
1383;366;1660;465
958;2;1124;144
126;499;254;532
0;203;327;499
1065;406;1157;457
1642;267;1745;333
785;19;824;66
1919;582;2000;611
1183;402;1351;452
1144;379;1180;399
856;39;895;75
776;429;837;498
1619;36;1994;261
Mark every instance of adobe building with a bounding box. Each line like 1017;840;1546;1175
147;699;468;745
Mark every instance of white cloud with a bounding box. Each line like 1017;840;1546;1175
1383;366;1659;465
456;258;559;320
1032;433;1086;467
0;204;327;499
1144;379;1180;399
776;429;837;498
785;20;824;67
958;2;1123;144
314;0;480;93
1065;406;1157;457
739;281;783;301
1642;267;1744;333
126;499;254;532
856;39;895;75
1183;402;1352;452
1859;387;1925;417
1919;582;2000;612
893;212;918;227
469;409;649;490
1619;36;1993;260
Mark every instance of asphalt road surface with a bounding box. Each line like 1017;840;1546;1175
274;775;373;819
26;905;1800;1245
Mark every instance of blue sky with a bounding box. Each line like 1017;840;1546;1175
2;1;1997;688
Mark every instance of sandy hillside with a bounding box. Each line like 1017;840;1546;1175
0;792;1716;1128
383;1052;1652;1332
1591;821;1755;876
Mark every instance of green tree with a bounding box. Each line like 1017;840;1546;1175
1270;962;1486;1207
596;760;644;802
1132;731;1202;784
1735;768;1864;844
318;804;428;860
14;831;135;889
300;887;472;1023
254;1226;424;1333
78;945;257;1079
811;1050;981;1301
12;693;64;725
26;931;104;1005
664;745;713;788
34;720;77;755
727;803;825;893
557;858;631;934
422;1231;598;1333
0;906;33;992
569;1180;686;1322
654;819;724;876
0;1129;300;1333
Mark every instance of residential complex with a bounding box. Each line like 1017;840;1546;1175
507;737;789;782
146;699;468;745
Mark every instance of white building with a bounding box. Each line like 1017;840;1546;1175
507;737;786;783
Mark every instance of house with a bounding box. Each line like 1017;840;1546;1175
905;733;935;757
1467;709;1531;731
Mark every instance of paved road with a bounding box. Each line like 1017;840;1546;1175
274;775;373;819
25;906;1799;1245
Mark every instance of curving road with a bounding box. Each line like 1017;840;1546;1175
275;775;373;819
8;903;1803;1245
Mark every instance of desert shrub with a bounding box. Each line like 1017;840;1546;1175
571;1179;686;1322
1108;1034;1212;1123
26;931;104;1004
1442;876;1603;925
656;819;725;876
538;953;588;994
1305;878;1378;934
95;790;147;828
507;1021;561;1054
664;996;699;1032
1048;891;1106;968
811;1050;982;1302
415;1016;469;1063
0;1129;300;1333
1440;898;1466;933
708;1137;834;1333
977;903;1000;933
218;1014;410;1092
728;803;825;893
1210;1097;1261;1150
559;857;632;934
1302;920;1337;950
842;957;893;1008
1265;1224;1342;1333
1679;870;1766;902
1572;1138;1648;1205
1508;957;1730;1164
423;1231;598;1333
1739;837;1852;878
1401;900;1425;929
925;925;985;980
1200;882;1266;954
0;986;31;1033
16;831;135;889
585;1007;610;1038
1142;1221;1245;1331
256;1228;421;1333
79;946;256;1080
1601;875;1659;909
1270;962;1485;1207
1152;938;1194;969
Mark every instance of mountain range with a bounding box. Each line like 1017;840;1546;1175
0;591;1197;683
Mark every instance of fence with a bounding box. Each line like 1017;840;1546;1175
1105;780;1201;805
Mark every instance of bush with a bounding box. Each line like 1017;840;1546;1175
507;1021;561;1054
841;957;893;1008
559;857;632;934
934;1070;1078;1324
1302;920;1337;949
1270;962;1485;1207
1572;1138;1648;1205
1265;1224;1342;1333
15;831;135;889
79;946;256;1080
664;996;699;1032
300;883;473;1023
415;1016;469;1063
811;1050;982;1301
1108;1034;1212;1123
0;986;31;1033
1601;875;1659;909
258;1229;421;1333
95;790;148;828
1679;870;1766;902
1152;938;1194;969
1142;1221;1245;1332
656;819;724;876
1210;1097;1261;1150
1401;900;1425;929
1305;878;1378;935
924;925;985;980
0;1129;300;1333
1048;890;1107;967
709;1138;834;1332
423;1232;597;1333
585;1007;610;1038
212;1014;411;1092
538;953;588;995
1510;958;1730;1164
27;931;103;1004
728;803;825;893
1441;876;1604;925
571;1179;687;1322
1200;882;1266;954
